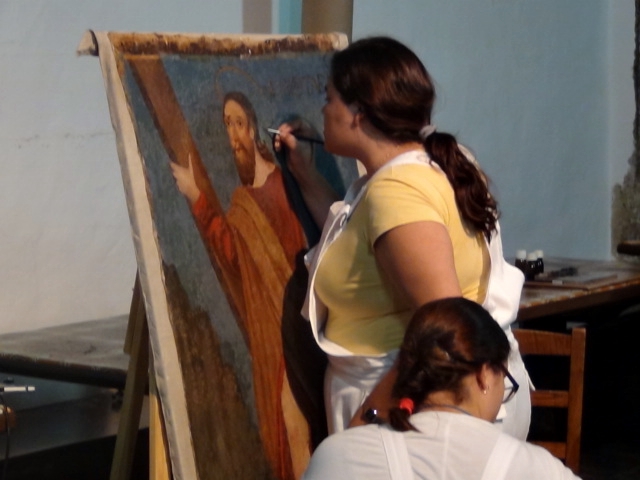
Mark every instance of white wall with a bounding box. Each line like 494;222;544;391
0;1;243;335
353;0;634;261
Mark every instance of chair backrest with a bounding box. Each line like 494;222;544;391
513;327;586;473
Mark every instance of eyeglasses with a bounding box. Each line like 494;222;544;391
500;365;519;403
448;353;520;403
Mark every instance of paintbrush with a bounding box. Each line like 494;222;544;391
266;128;324;145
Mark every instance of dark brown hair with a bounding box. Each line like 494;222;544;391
330;37;498;239
388;297;510;432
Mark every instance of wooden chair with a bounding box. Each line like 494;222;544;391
513;327;586;473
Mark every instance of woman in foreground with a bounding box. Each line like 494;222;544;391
302;298;581;480
276;36;529;438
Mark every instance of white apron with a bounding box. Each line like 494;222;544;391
302;150;530;437
379;426;415;480
378;422;520;480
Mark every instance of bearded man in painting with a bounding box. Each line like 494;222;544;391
171;91;309;479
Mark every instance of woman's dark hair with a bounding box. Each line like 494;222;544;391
330;37;498;239
387;297;510;432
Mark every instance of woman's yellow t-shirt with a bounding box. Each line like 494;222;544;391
315;160;490;355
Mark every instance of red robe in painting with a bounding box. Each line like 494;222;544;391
191;166;308;479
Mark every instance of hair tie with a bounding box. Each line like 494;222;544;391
398;397;414;415
419;124;436;140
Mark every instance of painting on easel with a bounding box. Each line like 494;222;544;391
80;31;356;479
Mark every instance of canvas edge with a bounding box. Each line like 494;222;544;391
78;29;198;480
77;28;351;479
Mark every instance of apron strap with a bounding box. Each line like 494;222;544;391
379;426;414;480
480;433;519;480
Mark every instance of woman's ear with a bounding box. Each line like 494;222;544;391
348;103;361;114
475;364;492;394
476;363;505;422
348;104;363;125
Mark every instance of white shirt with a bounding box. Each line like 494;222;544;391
302;411;581;480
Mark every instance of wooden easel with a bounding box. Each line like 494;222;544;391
110;273;171;480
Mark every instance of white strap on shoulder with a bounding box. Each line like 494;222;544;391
480;433;520;480
379;426;414;480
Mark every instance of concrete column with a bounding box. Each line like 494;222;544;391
243;0;272;33
302;0;353;41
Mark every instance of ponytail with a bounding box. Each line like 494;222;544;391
424;132;498;240
388;403;418;432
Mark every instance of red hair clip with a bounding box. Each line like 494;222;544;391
398;397;414;415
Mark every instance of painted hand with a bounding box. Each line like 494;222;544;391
170;154;201;205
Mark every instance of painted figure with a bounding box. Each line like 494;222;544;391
171;91;309;479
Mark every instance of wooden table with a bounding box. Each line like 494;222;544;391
517;257;640;322
0;314;130;389
515;257;640;459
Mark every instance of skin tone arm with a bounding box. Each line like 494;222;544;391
349;220;463;427
275;123;340;229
